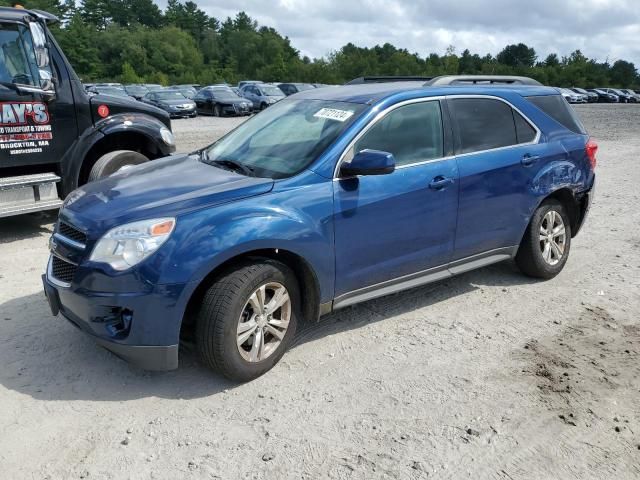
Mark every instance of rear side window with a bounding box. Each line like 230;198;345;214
513;110;537;143
354;101;444;166
526;95;586;134
450;98;517;154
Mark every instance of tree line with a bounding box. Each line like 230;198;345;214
4;0;639;88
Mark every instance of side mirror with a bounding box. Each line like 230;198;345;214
28;21;56;100
340;149;396;177
29;21;50;69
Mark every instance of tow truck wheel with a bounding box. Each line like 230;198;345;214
87;150;149;182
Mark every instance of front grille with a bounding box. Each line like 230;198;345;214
51;256;78;284
58;221;87;245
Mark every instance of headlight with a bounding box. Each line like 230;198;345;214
90;218;175;271
160;127;175;146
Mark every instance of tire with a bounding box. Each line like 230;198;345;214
260;103;267;111
213;105;221;117
196;261;300;382
516;199;572;279
87;150;149;183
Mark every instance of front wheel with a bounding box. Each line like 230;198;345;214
87;150;149;183
196;261;299;382
516;199;572;279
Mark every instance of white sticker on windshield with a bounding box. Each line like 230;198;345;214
313;108;354;122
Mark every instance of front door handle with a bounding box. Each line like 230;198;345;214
429;176;454;190
521;154;541;166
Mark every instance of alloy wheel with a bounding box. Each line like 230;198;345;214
236;282;291;362
539;210;566;265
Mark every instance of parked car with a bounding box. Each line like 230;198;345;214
587;88;618;103
240;83;286;110
169;85;198;99
277;82;316;96
238;80;262;90
620;89;640;102
570;87;598;103
124;84;149;100
141;89;197;118
598;88;632;103
558;88;585;104
194;87;252;116
86;85;137;101
44;75;596;381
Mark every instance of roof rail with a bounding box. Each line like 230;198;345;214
346;76;433;85
425;75;542;86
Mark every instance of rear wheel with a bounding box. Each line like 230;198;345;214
516;199;571;279
87;150;149;182
196;261;299;382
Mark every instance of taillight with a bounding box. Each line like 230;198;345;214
585;138;598;170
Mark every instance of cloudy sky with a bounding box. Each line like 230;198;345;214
159;0;640;65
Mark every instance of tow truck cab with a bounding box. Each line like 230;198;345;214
0;7;176;218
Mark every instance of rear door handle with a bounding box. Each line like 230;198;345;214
521;154;541;166
429;176;454;190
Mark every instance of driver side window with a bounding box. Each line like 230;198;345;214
354;101;444;167
0;23;38;86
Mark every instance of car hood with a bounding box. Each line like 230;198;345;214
61;154;274;233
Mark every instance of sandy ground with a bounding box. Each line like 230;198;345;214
0;105;639;480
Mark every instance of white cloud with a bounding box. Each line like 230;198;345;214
156;0;640;65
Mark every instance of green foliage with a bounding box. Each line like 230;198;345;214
3;0;638;88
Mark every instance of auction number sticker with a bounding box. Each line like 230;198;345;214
314;108;354;122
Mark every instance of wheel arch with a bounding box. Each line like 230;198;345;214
541;187;582;237
180;248;322;341
77;130;166;186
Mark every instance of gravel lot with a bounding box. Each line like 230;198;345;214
1;105;639;479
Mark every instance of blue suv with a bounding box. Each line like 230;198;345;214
43;76;597;381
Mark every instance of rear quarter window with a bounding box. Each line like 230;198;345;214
526;95;586;134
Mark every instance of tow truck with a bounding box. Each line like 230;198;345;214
0;7;175;218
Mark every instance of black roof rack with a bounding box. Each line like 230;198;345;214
425;75;542;86
346;76;433;85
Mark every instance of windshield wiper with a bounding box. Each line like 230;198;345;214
209;159;256;177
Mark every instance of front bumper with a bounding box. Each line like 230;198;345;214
42;263;188;370
169;109;196;118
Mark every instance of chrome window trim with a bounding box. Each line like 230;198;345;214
333;94;541;179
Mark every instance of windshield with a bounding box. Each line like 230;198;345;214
156;91;187;100
204;99;366;179
260;86;285;96
177;87;196;96
211;88;241;100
